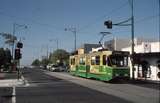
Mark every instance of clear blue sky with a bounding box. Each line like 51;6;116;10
0;0;159;65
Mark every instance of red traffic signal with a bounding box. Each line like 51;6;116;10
15;48;22;59
17;42;23;48
104;20;112;29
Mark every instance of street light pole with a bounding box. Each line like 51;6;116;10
55;39;59;50
12;23;27;60
12;23;16;59
49;38;59;50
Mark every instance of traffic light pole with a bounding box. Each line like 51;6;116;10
12;23;16;60
17;59;20;80
104;0;135;79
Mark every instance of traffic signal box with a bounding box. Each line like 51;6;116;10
15;48;22;60
104;20;112;29
17;42;23;48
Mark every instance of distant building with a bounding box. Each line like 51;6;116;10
104;37;156;51
80;43;101;53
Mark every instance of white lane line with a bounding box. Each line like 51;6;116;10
21;75;30;86
12;86;16;103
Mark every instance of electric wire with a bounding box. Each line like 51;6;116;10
78;1;129;32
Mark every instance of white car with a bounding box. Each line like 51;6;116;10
46;64;54;70
50;65;58;72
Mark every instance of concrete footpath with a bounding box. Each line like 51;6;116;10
0;72;24;87
0;72;25;103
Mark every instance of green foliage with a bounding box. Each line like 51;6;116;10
31;49;69;67
41;58;50;66
32;59;41;66
0;32;17;46
0;48;12;71
4;48;11;63
0;48;6;66
49;49;69;65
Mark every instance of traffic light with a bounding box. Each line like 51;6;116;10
104;20;112;29
17;42;23;48
15;48;22;59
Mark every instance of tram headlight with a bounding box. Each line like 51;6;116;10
115;74;119;76
124;74;128;76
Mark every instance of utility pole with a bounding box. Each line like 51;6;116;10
12;23;27;60
131;0;135;79
65;27;77;51
56;39;59;50
159;0;160;52
12;23;16;60
104;0;135;79
12;23;27;78
47;44;49;59
49;38;59;50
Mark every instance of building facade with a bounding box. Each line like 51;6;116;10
122;42;160;81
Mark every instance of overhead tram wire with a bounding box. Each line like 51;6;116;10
78;1;129;32
0;11;64;32
78;14;159;36
135;14;159;23
105;14;160;34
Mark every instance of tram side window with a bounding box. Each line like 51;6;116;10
91;56;100;65
103;55;107;65
71;58;75;65
91;56;95;65
96;56;100;65
79;57;85;65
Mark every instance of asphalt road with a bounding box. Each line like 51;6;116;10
16;68;132;103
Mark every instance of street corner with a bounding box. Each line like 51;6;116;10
0;72;24;87
0;79;24;87
0;73;5;79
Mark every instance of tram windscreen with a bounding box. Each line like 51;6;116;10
108;55;128;67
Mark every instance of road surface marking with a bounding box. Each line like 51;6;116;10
12;86;16;103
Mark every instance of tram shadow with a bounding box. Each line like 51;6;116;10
108;78;160;90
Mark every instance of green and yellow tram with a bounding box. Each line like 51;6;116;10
69;50;130;81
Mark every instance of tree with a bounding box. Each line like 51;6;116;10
0;48;12;71
0;32;17;46
32;59;41;66
5;48;12;63
41;58;50;67
0;48;6;69
50;49;69;65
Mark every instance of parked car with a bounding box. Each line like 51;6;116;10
58;66;67;72
50;65;59;72
46;64;54;71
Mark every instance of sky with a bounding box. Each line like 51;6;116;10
0;0;159;65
